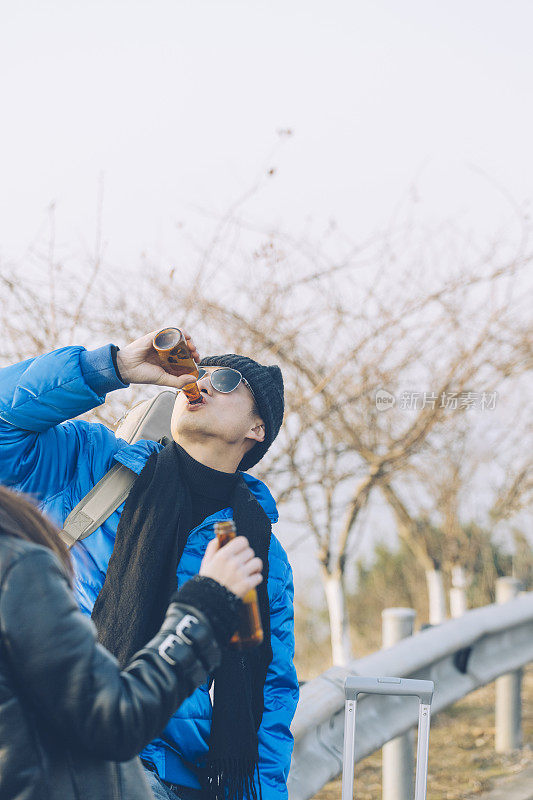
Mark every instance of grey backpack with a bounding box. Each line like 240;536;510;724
60;390;175;548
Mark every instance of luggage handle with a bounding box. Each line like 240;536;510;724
342;677;434;800
344;676;434;705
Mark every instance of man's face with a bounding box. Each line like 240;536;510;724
171;366;264;451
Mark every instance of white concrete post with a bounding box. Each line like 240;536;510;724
495;577;522;752
381;608;416;800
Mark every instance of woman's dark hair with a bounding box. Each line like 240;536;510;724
0;485;73;585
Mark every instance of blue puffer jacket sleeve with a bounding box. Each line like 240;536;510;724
255;558;299;800
0;345;127;502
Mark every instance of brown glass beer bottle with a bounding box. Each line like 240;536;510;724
214;519;264;650
152;327;202;404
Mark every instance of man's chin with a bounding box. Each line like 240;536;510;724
171;413;210;440
170;400;199;436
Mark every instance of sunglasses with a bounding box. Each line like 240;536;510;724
195;367;257;402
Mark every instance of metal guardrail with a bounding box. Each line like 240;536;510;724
288;592;533;800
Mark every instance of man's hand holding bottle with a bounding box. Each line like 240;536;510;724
116;329;200;390
199;536;263;599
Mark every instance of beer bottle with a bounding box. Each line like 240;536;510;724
153;327;202;404
214;519;264;650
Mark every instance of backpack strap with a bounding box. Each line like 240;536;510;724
60;462;137;549
59;389;176;549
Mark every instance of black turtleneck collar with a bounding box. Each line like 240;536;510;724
174;442;239;502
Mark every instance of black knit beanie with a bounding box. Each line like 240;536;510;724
199;354;284;471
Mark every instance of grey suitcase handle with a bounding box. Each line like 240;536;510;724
342;676;434;800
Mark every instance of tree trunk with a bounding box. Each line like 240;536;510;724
321;565;352;666
425;568;447;625
449;565;468;618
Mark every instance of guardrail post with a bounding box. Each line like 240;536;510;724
495;577;522;752
381;608;416;800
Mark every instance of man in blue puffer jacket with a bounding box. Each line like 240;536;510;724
0;328;299;800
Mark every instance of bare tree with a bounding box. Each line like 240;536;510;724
2;197;531;667
181;216;532;662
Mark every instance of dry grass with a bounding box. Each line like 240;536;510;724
313;665;532;800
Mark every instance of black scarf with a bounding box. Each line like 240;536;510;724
91;442;273;800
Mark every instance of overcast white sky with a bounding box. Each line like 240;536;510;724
1;0;533;267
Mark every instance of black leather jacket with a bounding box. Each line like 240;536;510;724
0;536;239;800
